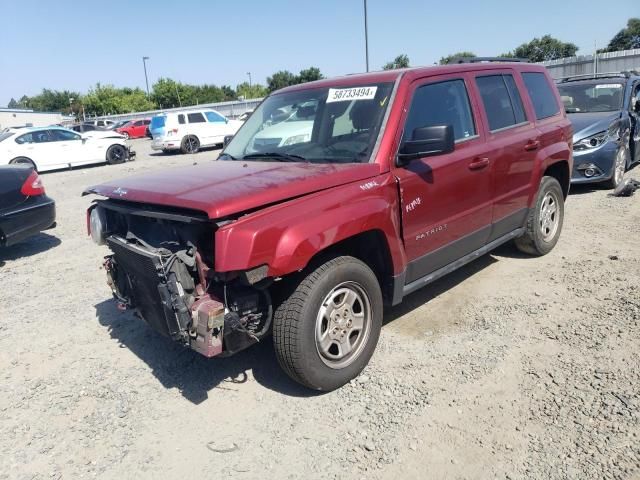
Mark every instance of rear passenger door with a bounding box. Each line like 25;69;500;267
471;70;539;241
393;74;494;284
186;112;209;145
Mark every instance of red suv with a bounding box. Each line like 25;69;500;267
116;119;151;139
85;60;572;391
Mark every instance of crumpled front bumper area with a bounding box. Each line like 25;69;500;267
104;236;225;357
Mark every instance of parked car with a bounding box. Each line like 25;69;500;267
70;123;106;133
85;60;572;391
237;109;254;122
0;165;55;247
0;127;134;172
107;120;131;131
84;119;116;128
557;72;640;189
149;109;242;154
116;119;151;139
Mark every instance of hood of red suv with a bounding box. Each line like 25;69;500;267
85;161;381;219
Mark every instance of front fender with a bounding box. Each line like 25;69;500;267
215;173;406;276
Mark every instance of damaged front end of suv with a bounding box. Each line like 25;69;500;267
87;199;272;358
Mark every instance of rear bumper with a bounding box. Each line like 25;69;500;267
151;138;180;151
0;196;56;247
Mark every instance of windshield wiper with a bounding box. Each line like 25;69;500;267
218;153;236;160
242;152;307;162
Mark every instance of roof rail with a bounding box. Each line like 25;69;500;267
558;72;632;82
454;57;527;64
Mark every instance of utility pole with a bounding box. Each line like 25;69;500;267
593;41;597;77
142;56;150;97
247;72;252;89
364;0;369;72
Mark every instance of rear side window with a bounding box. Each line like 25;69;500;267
476;75;527;131
187;112;206;123
50;129;80;141
205;111;225;123
403;79;476;142
522;72;560;120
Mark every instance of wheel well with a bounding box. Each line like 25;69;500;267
9;157;37;172
304;230;395;303
544;160;570;198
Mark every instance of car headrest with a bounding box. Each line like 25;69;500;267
349;101;378;130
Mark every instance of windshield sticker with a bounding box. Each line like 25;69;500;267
595;84;623;89
327;86;378;103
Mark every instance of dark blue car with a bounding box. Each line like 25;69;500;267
557;72;640;189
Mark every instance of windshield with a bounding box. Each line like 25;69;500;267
0;131;15;143
557;81;624;113
222;82;394;163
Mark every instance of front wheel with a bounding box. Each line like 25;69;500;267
515;176;564;256
106;144;127;164
273;256;383;391
604;146;629;189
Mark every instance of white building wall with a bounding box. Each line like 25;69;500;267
0;109;73;130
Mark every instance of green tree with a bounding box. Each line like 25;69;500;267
510;35;578;62
83;84;155;115
600;18;640;52
382;54;410;70
267;70;298;92
439;51;476;65
236;82;268;99
7;98;19;108
297;67;324;83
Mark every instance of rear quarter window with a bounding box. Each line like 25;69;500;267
522;72;560;120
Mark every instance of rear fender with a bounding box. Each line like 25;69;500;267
215;174;406;276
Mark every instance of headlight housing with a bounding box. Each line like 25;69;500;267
89;206;107;245
574;131;607;151
282;134;310;146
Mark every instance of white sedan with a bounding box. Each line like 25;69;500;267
0;126;133;172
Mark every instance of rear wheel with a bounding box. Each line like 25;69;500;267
604;146;629;189
9;157;37;171
515;176;564;256
181;135;200;154
106;144;127;164
273;256;383;391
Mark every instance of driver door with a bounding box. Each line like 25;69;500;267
392;73;494;284
630;81;640;163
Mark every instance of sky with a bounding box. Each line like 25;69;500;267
0;0;637;106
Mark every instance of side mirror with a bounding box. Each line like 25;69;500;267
397;125;454;165
223;135;233;147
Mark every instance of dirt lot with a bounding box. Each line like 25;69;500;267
1;138;639;480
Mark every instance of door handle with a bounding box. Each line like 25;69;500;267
468;157;490;170
524;139;540;151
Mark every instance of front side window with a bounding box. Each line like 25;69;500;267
205;111;226;123
557;80;625;114
476;75;526;131
403;79;476;142
222;82;394;164
187;112;206;123
523;72;561;119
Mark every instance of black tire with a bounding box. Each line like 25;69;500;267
603;145;629;189
273;256;383;391
181;135;200;154
106;144;127;165
9;157;37;171
515;176;564;256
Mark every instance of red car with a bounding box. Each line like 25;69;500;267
116;119;151;139
85;60;572;391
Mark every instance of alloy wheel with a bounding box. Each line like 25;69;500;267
539;191;559;242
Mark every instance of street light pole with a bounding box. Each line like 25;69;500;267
364;0;369;72
247;72;252;89
142;56;150;97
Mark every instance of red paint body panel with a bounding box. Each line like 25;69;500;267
87;161;381;219
116;119;150;139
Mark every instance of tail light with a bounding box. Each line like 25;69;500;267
20;170;46;196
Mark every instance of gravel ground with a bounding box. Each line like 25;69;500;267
0;138;639;479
